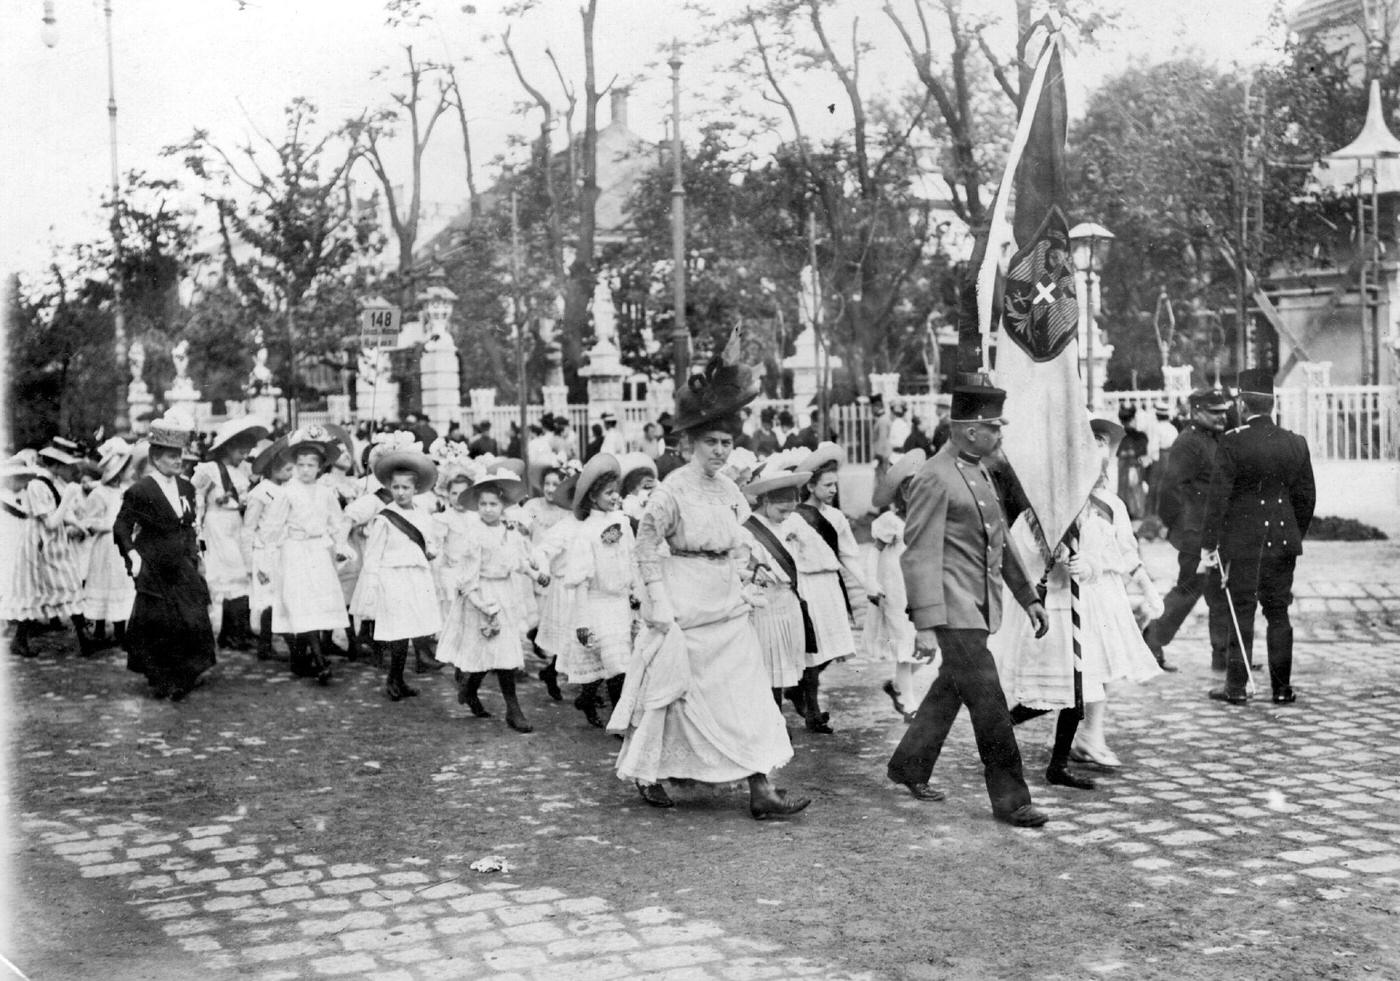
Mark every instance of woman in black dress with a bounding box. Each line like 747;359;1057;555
114;414;217;700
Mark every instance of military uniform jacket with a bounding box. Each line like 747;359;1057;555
1201;416;1315;559
1156;422;1219;554
900;445;1038;632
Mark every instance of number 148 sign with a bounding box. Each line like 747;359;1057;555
359;305;401;349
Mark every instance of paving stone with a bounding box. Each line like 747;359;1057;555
310;952;379;975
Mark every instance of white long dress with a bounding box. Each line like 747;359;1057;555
192;460;252;602
360;503;443;642
863;511;918;663
559;510;636;683
610;464;792;785
82;482;136;622
532;516;583;660
263;479;350;634
789;516;854;667
991;488;1162;709
241;480;283;616
437;521;533;672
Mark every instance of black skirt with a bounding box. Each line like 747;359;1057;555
126;563;217;692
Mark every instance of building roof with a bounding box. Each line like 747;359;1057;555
1314;80;1400;193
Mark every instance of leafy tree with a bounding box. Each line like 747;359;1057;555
165;98;384;403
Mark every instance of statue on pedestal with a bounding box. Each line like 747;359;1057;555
129;337;146;385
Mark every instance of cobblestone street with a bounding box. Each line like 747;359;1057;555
7;540;1400;980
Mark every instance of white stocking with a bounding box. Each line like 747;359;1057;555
1083;695;1109;747
894;661;917;696
208;601;223;638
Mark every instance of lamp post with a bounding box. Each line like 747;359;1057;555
668;41;688;384
1070;221;1114;411
43;0;130;431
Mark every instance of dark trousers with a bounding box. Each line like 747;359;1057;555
1144;550;1232;666
1222;553;1297;695
886;627;1031;817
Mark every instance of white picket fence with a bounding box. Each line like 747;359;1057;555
192;384;1397;464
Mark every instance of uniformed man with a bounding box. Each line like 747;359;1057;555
1200;369;1315;705
1141;388;1234;672
887;382;1051;829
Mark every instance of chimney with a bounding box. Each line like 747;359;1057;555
610;87;630;130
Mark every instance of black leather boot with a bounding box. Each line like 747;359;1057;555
256;609;274;661
574;681;604;728
413;635;444;673
497;669;532;733
801;669;832;734
385;642;416;700
538;657;563;701
343;613;363;662
225;598;255;651
605;673;625;707
11;621;35;659
72;614;97;657
458;670;491;717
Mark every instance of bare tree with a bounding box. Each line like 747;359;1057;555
348;45;452;310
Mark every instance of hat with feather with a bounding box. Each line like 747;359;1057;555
673;327;759;434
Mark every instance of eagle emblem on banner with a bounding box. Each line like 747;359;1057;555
1001;206;1078;363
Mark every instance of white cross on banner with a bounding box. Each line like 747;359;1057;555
1034;280;1058;305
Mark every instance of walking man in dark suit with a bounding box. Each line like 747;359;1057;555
1200;369;1315;705
887;382;1051;828
1141;388;1234;672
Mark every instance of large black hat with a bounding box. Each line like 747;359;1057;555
673;328;759;433
1236;368;1275;396
948;383;1008;425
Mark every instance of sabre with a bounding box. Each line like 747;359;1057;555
1219;558;1257;698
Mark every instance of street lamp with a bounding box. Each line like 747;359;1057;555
42;0;130;431
1070;221;1114;410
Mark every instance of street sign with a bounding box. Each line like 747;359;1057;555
359;304;401;349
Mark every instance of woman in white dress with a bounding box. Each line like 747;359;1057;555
192;417;269;651
242;438;293;661
437;468;545;733
992;418;1165;788
260;426;352;684
560;454;637;727
865;449;930;722
81;439;138;649
609;334;809;819
361;449;442;701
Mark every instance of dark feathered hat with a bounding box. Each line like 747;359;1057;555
673;328;760;433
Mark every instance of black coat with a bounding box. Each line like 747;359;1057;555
1201;416;1315;559
114;475;216;689
1156;422;1219;554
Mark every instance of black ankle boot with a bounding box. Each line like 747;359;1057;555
1046;763;1097;791
413;636;444;673
385;642;416;700
784;685;807;717
92;620;109;645
459;671;491;716
497;669;532;733
574;681;604;728
344;614;363;662
256;610;274;661
11;621;35;659
72;614;96;657
801;671;832;734
605;674;625;707
539;658;563;701
224;598;255;651
113;620;127;651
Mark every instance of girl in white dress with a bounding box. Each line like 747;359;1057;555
992;418;1165;788
738;451;812;708
20;440;93;656
560;454;637;728
260;427;352;684
81;439;138;649
242;438;293;661
193;417;268;651
865;449;929;722
794;442;882;733
433;467;475;619
529;469;581;701
438;469;546;733
361;449;443;701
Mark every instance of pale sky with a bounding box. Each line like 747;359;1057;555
3;0;1289;282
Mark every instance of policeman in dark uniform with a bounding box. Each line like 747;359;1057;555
887;382;1051;829
1200;369;1315;705
1142;388;1234;672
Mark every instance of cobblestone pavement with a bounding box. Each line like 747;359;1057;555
7;539;1400;980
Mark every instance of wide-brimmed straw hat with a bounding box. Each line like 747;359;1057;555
96;436;135;484
572;453;621;519
550;473;580;509
798;441;845;477
208;416;271;456
458;468;525;509
743;448;812;503
38;436;83;466
286;423;339;462
1090;416;1125;449
251;435;292;478
372;449;438;492
873;448;927;511
618;451;656;488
